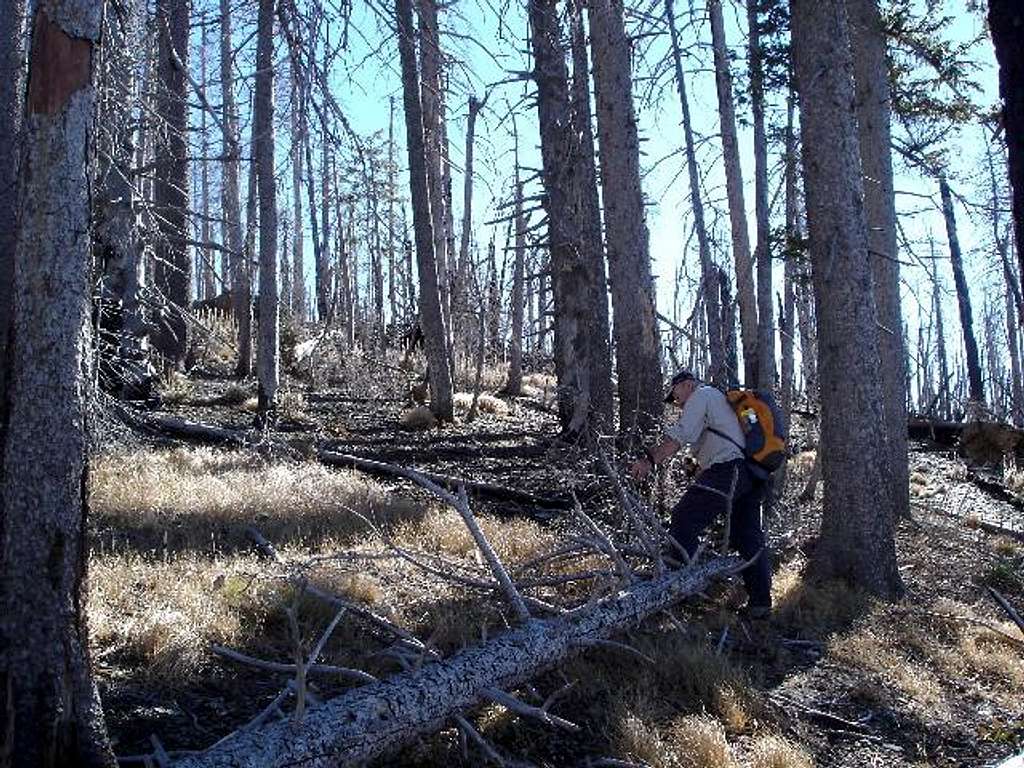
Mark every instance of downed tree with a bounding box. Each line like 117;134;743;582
174;556;738;768
112;405;570;514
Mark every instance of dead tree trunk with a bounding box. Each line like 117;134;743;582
388;97;398;334
175;557;737;768
290;60;306;321
1007;277;1024;426
530;0;595;435
0;6;115;763
458;94;483;347
418;0;451;340
589;0;663;436
748;0;774;390
939;174;985;406
199;29;215;301
930;249;951;419
0;0;25;406
254;0;279;423
665;0;726;386
709;0;757;385
849;0;908;517
506;116;526;395
397;0;453;420
989;0;1024;300
152;0;191;368
781;85;798;417
793;0;902;599
94;0;150;399
568;0;614;429
219;0;250;376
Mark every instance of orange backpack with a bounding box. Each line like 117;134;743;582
709;388;788;477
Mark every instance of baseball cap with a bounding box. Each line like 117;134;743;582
664;370;696;403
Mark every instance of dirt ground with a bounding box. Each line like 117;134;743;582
90;350;1024;767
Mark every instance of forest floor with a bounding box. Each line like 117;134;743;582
89;343;1024;768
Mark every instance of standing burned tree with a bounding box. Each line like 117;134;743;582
589;0;663;436
396;0;453;420
0;4;115;763
793;0;903;598
989;0;1024;299
152;0;191;369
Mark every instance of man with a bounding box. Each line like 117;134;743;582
630;370;772;618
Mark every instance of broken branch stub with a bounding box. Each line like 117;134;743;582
173;556;739;768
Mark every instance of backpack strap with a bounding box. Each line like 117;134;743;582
706;425;745;453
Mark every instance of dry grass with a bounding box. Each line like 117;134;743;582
771;560;870;636
211;383;253;407
670;715;737;768
747;734;814;768
1006;466;1024;496
453;360;510;393
90;552;277;677
520;372;557;406
156;370;195;405
394;507;557;567
787;451;816;484
452;391;511;417
90;447;422;552
612;703;674;768
399;405;437;431
276;390;307;421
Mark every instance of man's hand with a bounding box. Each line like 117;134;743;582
629;457;652;482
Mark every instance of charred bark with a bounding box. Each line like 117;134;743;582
793;0;902;598
397;0;453;420
0;6;115;764
152;0;191;368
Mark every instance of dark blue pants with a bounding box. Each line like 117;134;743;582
668;458;772;607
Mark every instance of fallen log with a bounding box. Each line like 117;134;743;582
317;448;569;512
173;556;739;768
112;406;569;515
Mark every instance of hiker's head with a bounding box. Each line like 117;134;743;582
664;370;698;407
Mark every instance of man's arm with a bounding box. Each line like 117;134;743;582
629;435;681;481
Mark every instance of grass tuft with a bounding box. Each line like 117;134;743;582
90;447;422;553
452;392;511;417
747;734;814;768
399;406;437;431
670;714;736;768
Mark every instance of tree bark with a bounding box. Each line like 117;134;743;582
152;0;191;368
989;0;1024;303
0;6;115;764
418;0;451;339
199;29;215;302
530;0;595;435
589;0;663;436
938;174;985;406
254;0;279;422
94;0;149;398
929;245;951;420
290;59;306;322
568;0;614;429
175;558;737;768
848;0;908;517
506;115;526;395
792;0;902;598
781;86;798;417
219;0;250;377
0;0;26;409
458;95;482;349
397;0;453;420
709;0;757;385
747;0;774;390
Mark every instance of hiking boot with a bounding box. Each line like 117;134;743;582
737;603;772;621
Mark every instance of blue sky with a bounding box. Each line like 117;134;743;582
195;0;1010;402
